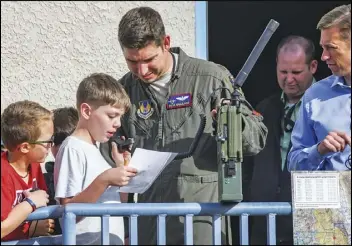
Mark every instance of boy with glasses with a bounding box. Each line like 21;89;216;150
1;100;54;241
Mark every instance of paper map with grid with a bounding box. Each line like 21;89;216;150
292;171;351;245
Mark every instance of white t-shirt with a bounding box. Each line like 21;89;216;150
54;136;124;245
150;52;179;98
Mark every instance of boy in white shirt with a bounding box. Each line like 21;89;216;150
54;73;138;245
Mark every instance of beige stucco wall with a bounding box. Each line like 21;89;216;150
1;1;195;111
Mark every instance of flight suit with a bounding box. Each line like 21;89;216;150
100;47;267;245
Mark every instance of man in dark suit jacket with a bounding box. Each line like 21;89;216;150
247;35;318;245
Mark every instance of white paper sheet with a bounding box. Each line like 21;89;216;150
292;172;341;209
118;148;177;194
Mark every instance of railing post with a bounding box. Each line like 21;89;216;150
63;212;76;245
129;215;138;245
240;213;249;245
157;214;167;245
212;214;222;245
267;213;277;245
184;214;194;245
101;215;110;245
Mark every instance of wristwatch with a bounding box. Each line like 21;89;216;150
23;197;37;212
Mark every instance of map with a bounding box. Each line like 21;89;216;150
291;171;351;245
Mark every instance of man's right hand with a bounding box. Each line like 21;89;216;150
317;131;351;155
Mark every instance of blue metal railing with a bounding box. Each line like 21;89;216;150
1;205;64;245
1;202;292;245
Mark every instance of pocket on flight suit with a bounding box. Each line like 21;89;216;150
175;173;218;202
129;116;162;153
129;114;157;148
130;114;151;135
165;92;207;135
165;106;194;136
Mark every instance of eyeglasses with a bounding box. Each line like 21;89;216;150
28;137;54;149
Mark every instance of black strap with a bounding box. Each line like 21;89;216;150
283;104;296;133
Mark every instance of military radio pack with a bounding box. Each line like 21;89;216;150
216;19;279;202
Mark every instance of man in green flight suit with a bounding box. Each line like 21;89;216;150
100;6;267;245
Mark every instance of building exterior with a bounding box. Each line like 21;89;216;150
1;1;198;111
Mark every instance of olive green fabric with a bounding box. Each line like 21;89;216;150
100;47;267;244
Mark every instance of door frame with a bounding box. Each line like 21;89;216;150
195;1;208;60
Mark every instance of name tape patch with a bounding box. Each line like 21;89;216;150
166;93;192;110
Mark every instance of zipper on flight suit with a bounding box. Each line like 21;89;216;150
158;52;177;204
160;86;171;148
157;52;177;149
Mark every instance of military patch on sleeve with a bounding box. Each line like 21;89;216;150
137;99;154;119
166;93;192;110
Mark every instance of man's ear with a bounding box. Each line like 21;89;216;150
309;60;318;74
163;35;171;51
80;103;92;120
19;142;31;154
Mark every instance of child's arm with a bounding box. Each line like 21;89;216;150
1;200;33;238
1;190;49;239
28;167;55;238
59;173;109;205
55;143;137;206
59;166;137;205
58;166;136;224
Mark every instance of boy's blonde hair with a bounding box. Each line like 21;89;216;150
1;100;53;151
317;4;351;42
76;73;131;112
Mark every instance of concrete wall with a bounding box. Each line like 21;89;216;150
1;1;195;111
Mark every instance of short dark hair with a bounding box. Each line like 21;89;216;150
276;35;316;64
52;107;78;146
118;6;166;49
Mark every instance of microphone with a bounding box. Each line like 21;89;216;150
112;118;136;153
112;137;134;153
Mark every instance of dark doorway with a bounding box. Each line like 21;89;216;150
208;1;350;107
208;2;350;245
